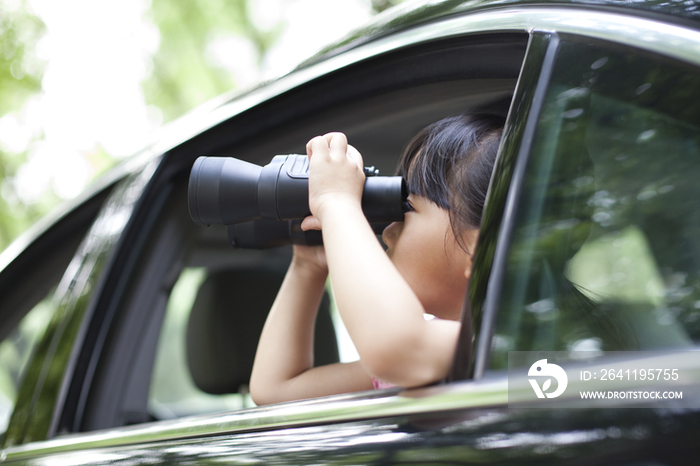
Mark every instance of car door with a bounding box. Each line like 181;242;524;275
3;4;700;466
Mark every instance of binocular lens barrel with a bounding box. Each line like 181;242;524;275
188;154;406;226
227;219;390;249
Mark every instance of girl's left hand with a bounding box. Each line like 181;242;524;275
302;132;365;231
292;244;327;275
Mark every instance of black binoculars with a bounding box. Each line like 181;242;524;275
188;154;406;248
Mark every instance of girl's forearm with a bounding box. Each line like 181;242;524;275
320;203;460;387
249;260;327;404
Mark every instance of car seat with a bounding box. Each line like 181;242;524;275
186;267;339;395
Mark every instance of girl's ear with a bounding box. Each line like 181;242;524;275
463;253;475;281
464;264;472;280
462;228;480;280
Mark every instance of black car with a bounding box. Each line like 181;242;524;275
1;0;700;464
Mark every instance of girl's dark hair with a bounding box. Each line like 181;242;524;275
396;113;504;251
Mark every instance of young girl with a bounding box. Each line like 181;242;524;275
249;114;504;405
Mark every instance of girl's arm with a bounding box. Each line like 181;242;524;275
249;246;373;406
304;133;461;388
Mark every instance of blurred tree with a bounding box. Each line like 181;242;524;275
0;0;47;253
143;0;409;124
0;0;413;254
144;0;282;123
370;0;406;12
0;2;44;116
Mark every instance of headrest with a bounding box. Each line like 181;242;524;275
186;267;338;394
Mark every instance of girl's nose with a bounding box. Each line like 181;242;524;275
382;221;403;249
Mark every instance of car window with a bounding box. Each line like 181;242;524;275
489;39;700;369
77;33;527;430
0;292;54;435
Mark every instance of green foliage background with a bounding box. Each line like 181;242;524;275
0;0;47;251
143;0;281;123
0;0;407;255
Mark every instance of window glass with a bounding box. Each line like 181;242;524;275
490;40;700;369
0;293;54;433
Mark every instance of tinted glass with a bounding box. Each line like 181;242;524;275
0;293;54;434
490;40;700;369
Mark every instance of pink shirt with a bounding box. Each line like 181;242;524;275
372;377;397;390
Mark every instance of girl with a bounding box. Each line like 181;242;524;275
250;114;504;405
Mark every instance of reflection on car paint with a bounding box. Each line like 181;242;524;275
3;158;160;447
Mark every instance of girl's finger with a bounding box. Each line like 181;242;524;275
301;215;322;231
306;135;330;159
347;144;364;169
326;132;348;161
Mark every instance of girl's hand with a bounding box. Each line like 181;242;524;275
291;244;327;276
302;133;365;231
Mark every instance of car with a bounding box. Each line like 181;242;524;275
1;0;700;463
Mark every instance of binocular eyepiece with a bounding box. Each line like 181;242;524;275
188;154;406;248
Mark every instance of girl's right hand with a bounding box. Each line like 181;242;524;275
292;244;328;276
303;133;365;231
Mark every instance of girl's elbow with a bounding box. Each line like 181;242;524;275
370;361;445;388
249;375;279;406
356;337;401;378
356;343;412;386
250;385;284;406
359;336;449;388
248;380;267;406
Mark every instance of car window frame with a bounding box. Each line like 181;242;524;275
464;31;562;380
0;179;118;344
452;31;560;381
0;177;120;444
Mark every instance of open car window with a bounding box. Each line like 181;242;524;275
148;264;346;418
489;37;700;369
77;33;529;429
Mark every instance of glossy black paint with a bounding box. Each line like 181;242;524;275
6;403;700;465
4;163;159;447
301;0;700;71
0;181;116;349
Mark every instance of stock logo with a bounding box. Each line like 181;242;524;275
528;359;568;399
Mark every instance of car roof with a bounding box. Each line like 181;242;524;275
304;0;700;68
210;0;700;135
